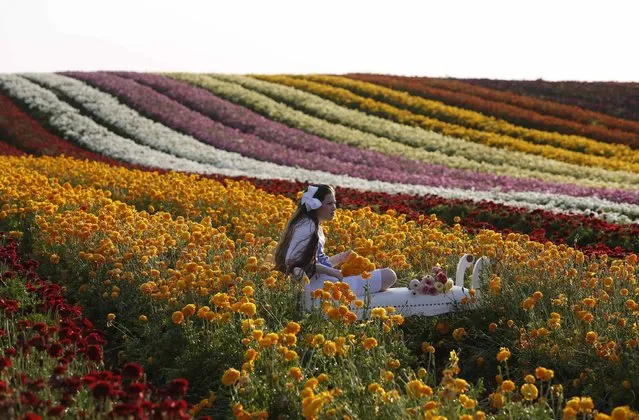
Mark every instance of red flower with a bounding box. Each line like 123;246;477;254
168;378;189;397
0;357;12;370
122;362;144;379
48;343;64;358
47;405;66;417
22;413;42;420
91;380;115;399
126;382;146;401
85;345;103;363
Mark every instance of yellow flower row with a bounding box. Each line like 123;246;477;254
271;74;639;166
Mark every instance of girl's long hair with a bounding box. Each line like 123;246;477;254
274;184;334;277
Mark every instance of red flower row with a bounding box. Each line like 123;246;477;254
463;78;639;127
0;233;201;420
0;139;25;156
345;74;639;148
0;94;134;168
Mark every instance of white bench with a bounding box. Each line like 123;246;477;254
352;254;490;318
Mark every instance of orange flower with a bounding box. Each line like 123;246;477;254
222;368;241;385
288;367;303;381
362;337;378;350
172;311;185;325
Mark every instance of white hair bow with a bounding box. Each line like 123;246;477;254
301;186;322;212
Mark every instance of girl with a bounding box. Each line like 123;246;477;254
274;184;397;308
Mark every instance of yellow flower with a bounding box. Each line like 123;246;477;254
501;380;516;393
521;383;539;401
239;302;257;317
452;327;466;341
182;304;196;318
368;382;382;393
283;321;301;335
284;350;298;362
387;359;400;369
424;401;438;411
489;392;506;409
50;254;60;265
172;311;185;325
107;313;116;321
288;367;303;381
535;366;554;381
406;380;432;398
322;341;337;357
371;307;387;319
138;315;148;323
244;348;259;362
362;337;378;350
222;368;241;386
496;347;511;362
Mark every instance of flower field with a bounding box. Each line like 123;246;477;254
1;72;639;419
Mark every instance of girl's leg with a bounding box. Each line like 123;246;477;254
343;268;397;295
379;268;397;290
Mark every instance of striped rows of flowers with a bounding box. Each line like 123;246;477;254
17;145;639;226
0;232;195;419
290;74;639;163
0;75;219;174
344;74;639;147
8;74;639;223
108;71;639;206
2;155;639;416
465;78;639;123
166;73;639;190
1;145;635;258
3;72;504;202
255;74;639;173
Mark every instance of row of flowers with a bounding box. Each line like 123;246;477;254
281;74;639;166
344;74;639;147
0;232;196;419
466;78;639;124
9;73;639;223
2;156;639;415
0;93;127;166
0;139;25;156
108;72;639;207
166;73;639;190
240;176;639;257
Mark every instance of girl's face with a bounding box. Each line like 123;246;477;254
316;192;337;222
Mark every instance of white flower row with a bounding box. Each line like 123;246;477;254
2;74;638;224
208;74;639;188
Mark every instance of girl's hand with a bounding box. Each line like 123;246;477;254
341;249;353;263
332;268;344;281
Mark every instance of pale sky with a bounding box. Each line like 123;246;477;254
1;0;638;81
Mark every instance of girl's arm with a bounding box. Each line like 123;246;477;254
314;263;343;281
328;249;352;267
